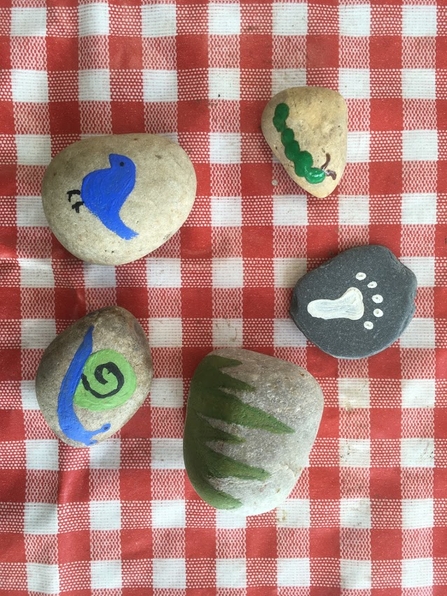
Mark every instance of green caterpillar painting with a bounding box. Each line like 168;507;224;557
183;354;294;509
273;102;336;184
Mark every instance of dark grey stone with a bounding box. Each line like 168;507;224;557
290;245;418;359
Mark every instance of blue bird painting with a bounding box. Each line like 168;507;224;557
67;153;138;240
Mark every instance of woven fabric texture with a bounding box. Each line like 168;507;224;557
0;0;446;594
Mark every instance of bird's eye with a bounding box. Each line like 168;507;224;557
119;161;124;166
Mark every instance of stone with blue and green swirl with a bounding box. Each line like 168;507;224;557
183;348;324;515
36;306;153;447
261;86;347;198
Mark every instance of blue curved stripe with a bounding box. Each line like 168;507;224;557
57;325;111;446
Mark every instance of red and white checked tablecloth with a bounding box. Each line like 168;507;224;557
1;0;446;594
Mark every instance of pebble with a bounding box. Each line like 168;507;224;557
261;86;347;198
183;348;324;516
41;134;197;265
290;245;418;359
35;307;153;447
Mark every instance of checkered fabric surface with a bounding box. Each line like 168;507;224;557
0;0;446;594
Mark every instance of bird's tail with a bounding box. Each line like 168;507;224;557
102;215;138;240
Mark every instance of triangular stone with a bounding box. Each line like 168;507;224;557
262;87;348;198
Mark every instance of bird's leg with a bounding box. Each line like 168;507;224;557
71;201;85;213
67;189;81;202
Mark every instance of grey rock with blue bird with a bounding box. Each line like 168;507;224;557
42;134;197;265
35;306;153;447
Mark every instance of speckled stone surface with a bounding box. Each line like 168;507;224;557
262;86;347;198
42;134;197;265
36;307;153;447
183;348;324;516
290;245;418;359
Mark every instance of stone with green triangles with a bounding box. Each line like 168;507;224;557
183;348;324;516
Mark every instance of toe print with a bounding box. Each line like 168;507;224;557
290;245;418;359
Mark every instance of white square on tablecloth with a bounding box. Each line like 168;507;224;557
402;69;436;99
90;500;121;531
277;558;310;587
274;319;307;347
339;5;370;37
25;503;58;535
147;258;182;287
273;258;307;288
83;264;116;288
216;509;246;528
276;499;310;528
216;559;246;588
401;379;435;409
339;69;370;99
150;378;183;408
78;3;109;37
403;129;438;161
273;195;307;226
402;499;434;529
91;560;122;589
340;499;371;529
403;6;437;37
339;379;370;409
142;5;176;37
153;559;186;588
210;133;241;164
19;259;54;288
21;380;39;410
209;68;240;100
341;560;371;589
400;257;435;287
339;195;369;225
402;558;433;588
148;318;182;347
347;132;370;163
17;197;47;227
152;500;185;528
26;440;59;471
211;197;242;227
79;69;110;101
27;563;59;594
212;257;243;288
213;319;243;347
11;8;46;36
399;318;435;349
401;438;435;468
143;70;178;102
90;440;121;469
272;70;306;96
16;135;51;166
151;438;184;469
209;3;240;35
273;4;307;36
340;439;370;467
12;70;48;103
21;319;56;349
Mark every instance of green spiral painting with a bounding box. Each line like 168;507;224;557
184;354;294;510
73;348;137;411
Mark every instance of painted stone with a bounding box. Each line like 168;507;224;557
183;348;324;515
35;307;152;447
290;245;418;359
261;87;347;198
42;134;197;265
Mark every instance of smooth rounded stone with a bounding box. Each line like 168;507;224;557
290;245;418;359
42;134;197;265
261;87;347;198
35;307;152;447
183;348;324;515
